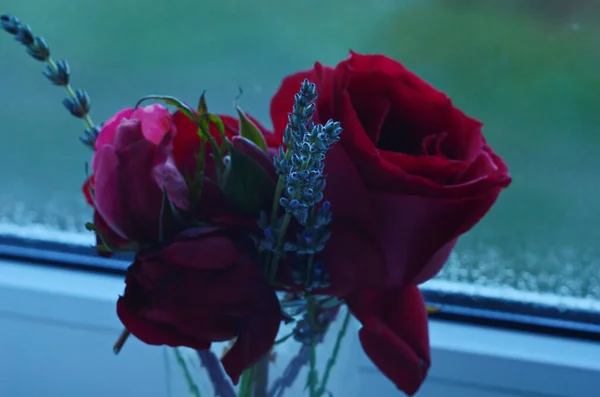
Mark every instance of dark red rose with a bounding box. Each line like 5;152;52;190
116;227;281;384
346;286;430;396
269;51;511;294
86;105;190;248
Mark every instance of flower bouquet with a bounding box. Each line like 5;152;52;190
2;14;511;397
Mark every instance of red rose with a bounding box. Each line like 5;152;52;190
269;51;511;293
86;105;189;247
346;286;430;396
116;227;281;384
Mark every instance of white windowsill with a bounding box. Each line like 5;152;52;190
0;259;599;397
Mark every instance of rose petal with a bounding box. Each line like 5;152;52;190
134;104;174;145
94;108;134;150
156;236;237;270
379;150;469;185
220;260;281;383
321;226;386;296
92;145;129;239
152;156;190;210
117;286;211;350
371;189;508;286
113;119;145;150
114;138;164;241
82;176;95;206
347;286;430;396
269;62;335;135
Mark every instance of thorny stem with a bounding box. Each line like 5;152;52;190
112;329;130;355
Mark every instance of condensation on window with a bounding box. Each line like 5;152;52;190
433;242;600;309
0;193;93;245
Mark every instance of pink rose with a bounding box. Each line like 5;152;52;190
86;105;189;247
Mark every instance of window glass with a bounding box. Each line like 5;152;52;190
1;0;599;302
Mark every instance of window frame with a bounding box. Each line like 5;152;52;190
2;248;600;397
2;234;599;342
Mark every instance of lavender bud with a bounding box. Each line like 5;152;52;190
44;59;70;85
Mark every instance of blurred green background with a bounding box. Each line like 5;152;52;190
1;0;598;299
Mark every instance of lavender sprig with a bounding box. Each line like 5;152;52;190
1;14;100;149
259;80;320;273
262;79;342;285
278;118;341;227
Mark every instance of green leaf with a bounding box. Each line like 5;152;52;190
208;113;227;152
134;95;197;122
190;137;206;202
196;92;223;145
426;304;441;314
85;222;138;253
85;222;115;252
195;92;211;136
236;106;268;153
222;140;276;216
197;91;208;116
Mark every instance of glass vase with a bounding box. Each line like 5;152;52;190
168;305;365;397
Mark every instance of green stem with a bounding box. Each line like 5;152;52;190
305;255;315;286
269;176;285;223
238;366;255;397
268;212;292;281
306;295;319;397
252;355;270;397
173;348;202;397
200;122;225;188
46;58;95;130
316;308;352;396
264;175;285;280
